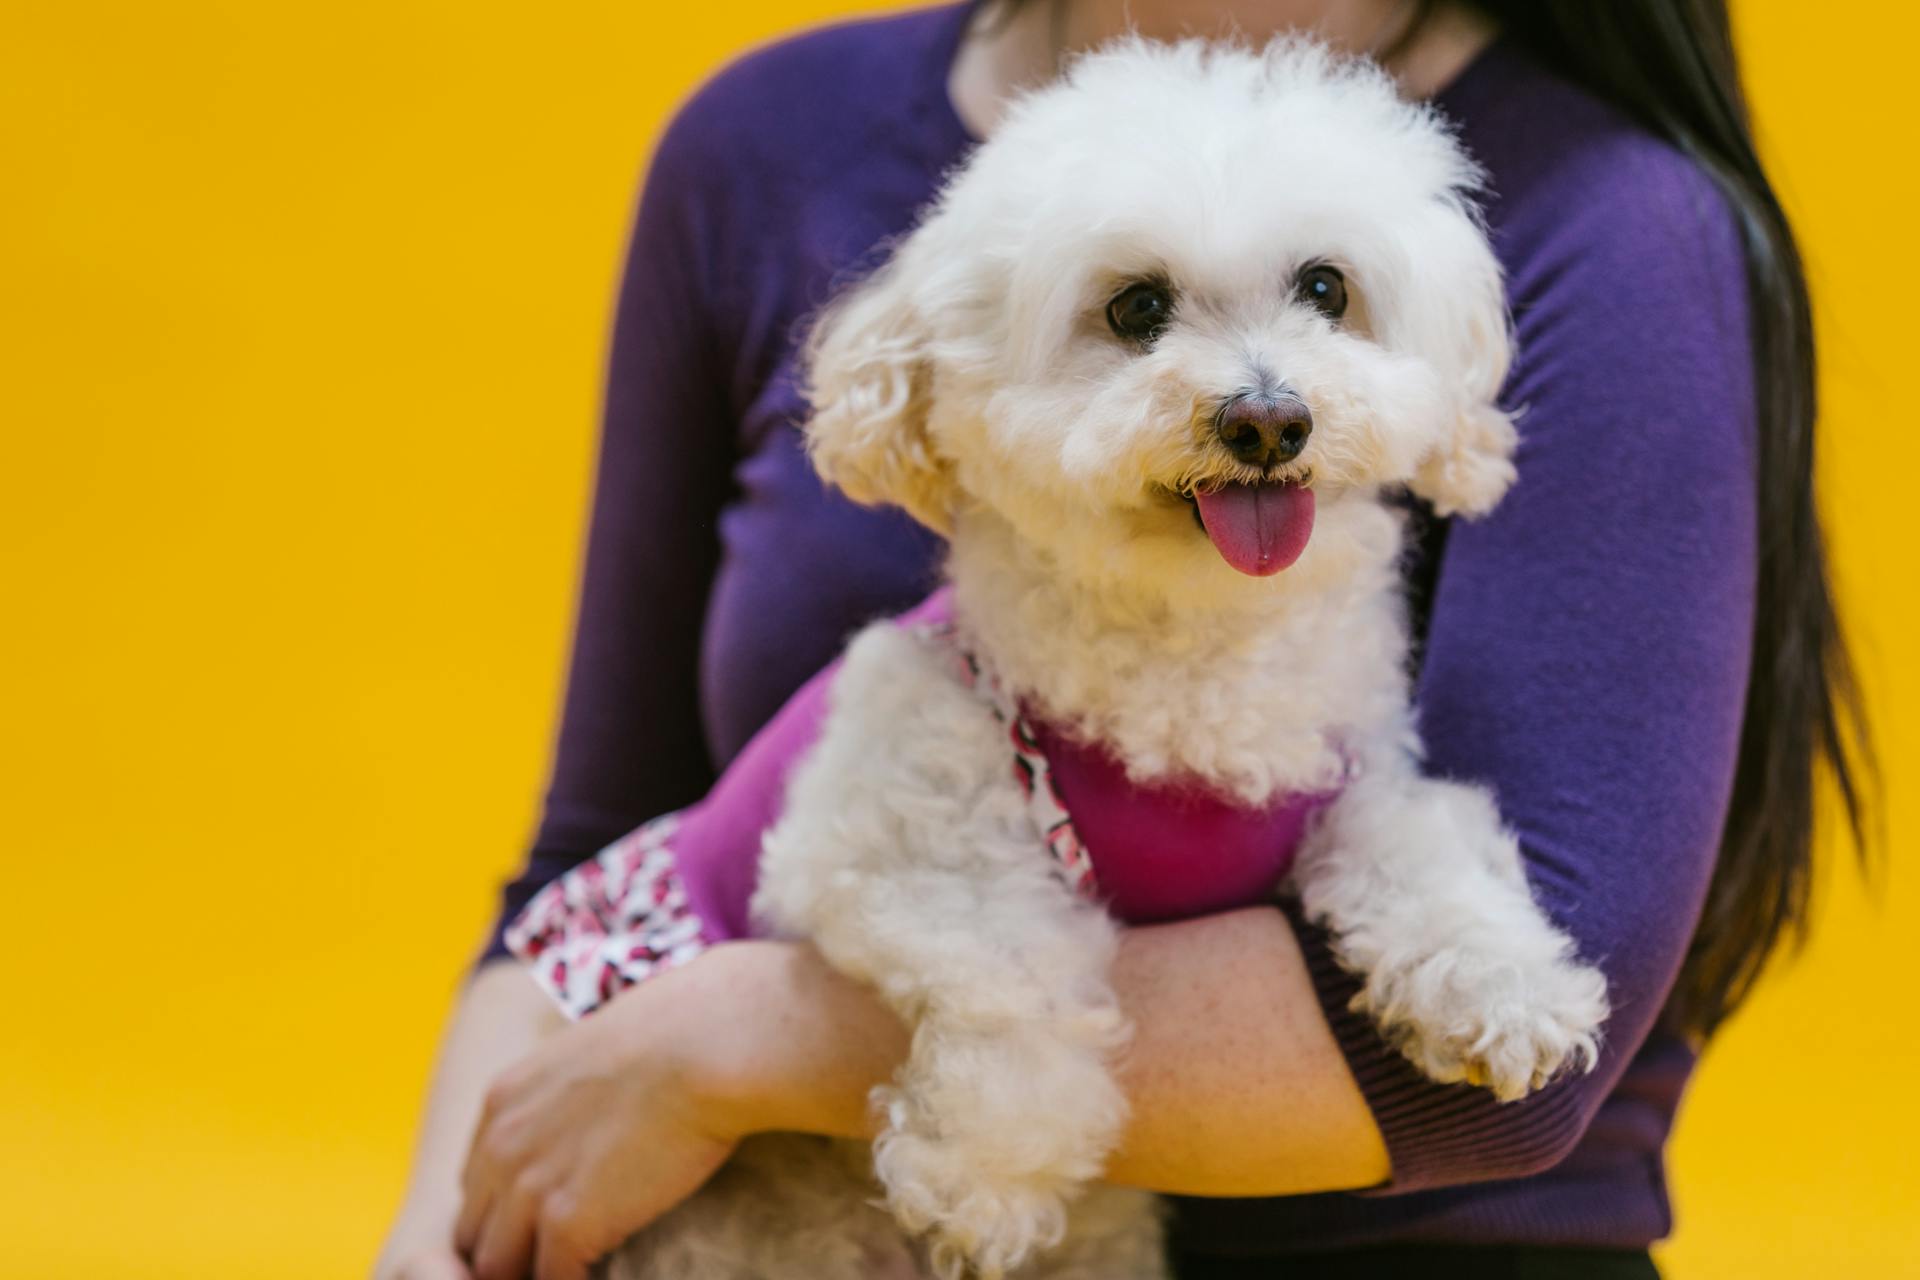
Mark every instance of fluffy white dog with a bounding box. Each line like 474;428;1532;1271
608;36;1609;1280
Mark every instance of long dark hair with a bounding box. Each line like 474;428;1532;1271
991;0;1877;1039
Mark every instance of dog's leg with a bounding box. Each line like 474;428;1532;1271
1291;743;1609;1102
756;623;1138;1280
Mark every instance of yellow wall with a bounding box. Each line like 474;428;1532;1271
2;3;1911;1276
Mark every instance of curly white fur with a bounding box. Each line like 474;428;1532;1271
604;36;1606;1280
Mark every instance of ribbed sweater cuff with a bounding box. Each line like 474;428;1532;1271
1283;900;1590;1195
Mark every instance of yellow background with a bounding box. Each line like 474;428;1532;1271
2;3;1912;1276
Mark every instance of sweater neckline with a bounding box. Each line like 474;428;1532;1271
920;0;1508;155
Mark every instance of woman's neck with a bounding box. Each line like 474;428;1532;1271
950;0;1495;138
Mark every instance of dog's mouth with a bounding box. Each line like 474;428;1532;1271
1168;477;1316;577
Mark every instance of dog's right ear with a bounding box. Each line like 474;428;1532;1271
802;258;956;536
1396;198;1519;519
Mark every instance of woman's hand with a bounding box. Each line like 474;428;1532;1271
453;949;764;1280
451;940;908;1280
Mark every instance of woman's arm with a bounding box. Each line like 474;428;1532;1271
1110;909;1391;1192
451;917;1385;1280
700;917;1390;1197
406;913;1383;1280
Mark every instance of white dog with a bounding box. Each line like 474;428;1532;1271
602;36;1609;1280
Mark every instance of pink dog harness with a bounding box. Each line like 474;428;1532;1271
507;592;1335;1020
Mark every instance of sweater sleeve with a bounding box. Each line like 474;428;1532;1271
1292;140;1760;1191
478;100;737;965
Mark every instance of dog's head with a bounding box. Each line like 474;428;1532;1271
804;37;1515;596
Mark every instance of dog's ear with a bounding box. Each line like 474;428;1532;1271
1399;202;1519;519
802;256;956;535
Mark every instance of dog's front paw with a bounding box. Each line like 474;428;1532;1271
1361;943;1609;1103
874;1118;1073;1280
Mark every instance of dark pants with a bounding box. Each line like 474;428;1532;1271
1174;1245;1661;1280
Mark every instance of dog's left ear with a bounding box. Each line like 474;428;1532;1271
802;254;957;536
1399;202;1519;518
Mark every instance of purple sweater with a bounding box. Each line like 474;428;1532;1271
487;3;1756;1256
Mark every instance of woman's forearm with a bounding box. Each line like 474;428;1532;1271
704;908;1388;1199
1103;906;1388;1194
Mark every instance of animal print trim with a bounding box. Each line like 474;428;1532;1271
504;814;707;1019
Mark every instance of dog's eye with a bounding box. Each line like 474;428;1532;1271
1296;265;1348;322
1106;282;1173;344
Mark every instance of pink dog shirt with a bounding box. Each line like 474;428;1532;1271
507;589;1334;1018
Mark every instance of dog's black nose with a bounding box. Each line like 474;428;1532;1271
1215;392;1312;468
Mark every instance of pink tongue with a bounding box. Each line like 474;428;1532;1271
1193;483;1315;576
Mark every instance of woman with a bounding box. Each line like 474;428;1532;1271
376;2;1872;1277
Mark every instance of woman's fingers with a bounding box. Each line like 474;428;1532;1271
454;1075;526;1257
460;1172;607;1280
450;1160;492;1261
455;1087;605;1280
531;1212;599;1280
466;1177;541;1280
